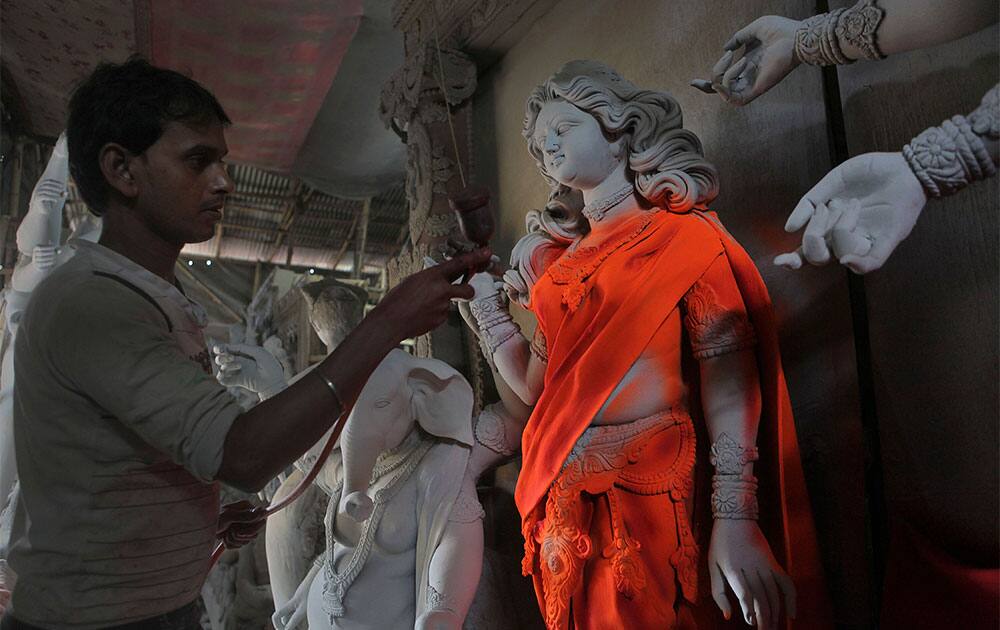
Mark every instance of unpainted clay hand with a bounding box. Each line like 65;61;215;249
709;519;796;630
691;16;801;106
272;574;311;630
423;255;504;334
213;343;287;400
31;245;59;272
774;152;927;274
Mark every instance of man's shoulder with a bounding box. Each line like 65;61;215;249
31;257;168;330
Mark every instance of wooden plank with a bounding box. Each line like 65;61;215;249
352;197;371;278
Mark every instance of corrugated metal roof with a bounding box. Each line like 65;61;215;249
65;162;407;273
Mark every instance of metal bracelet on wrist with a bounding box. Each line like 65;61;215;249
316;372;344;413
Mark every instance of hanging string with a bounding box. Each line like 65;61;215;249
431;9;467;188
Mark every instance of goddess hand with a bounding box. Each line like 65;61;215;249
774;153;927;274
709;519;796;629
213;343;287;400
272;585;309;630
691;16;801;106
31;245;59;272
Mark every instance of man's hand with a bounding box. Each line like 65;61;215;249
213;343;287;400
372;248;491;340
217;499;267;549
691;16;801;106
774;152;928;274
709;519;796;629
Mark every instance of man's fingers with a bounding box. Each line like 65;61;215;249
774;570;797;619
710;562;733;620
436;248;491;281
773;249;804;270
447;283;475;301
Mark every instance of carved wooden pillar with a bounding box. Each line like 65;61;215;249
381;25;478;355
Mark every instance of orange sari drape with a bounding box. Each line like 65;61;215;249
517;209;831;628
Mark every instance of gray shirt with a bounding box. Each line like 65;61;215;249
8;241;240;628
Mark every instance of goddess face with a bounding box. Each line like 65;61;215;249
531;100;621;192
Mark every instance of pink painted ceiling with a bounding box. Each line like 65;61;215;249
0;0;138;136
1;0;363;173
146;0;363;172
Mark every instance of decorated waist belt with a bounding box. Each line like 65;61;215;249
521;409;699;630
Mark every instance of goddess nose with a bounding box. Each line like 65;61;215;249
544;134;560;154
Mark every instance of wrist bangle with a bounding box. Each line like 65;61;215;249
904;111;997;198
316;372;344;413
712;474;760;520
835;0;886;61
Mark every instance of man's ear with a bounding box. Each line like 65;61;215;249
98;142;138;199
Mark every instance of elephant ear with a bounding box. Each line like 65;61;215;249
407;359;474;447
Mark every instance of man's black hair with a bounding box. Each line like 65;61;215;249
66;56;231;215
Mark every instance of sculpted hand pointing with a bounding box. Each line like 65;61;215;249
773;153;927;274
691;16;800;106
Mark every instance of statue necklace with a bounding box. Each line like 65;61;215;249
581;183;634;222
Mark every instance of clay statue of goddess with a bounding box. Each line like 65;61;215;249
0;133;101;554
461;60;831;629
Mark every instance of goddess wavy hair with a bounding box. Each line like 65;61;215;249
522;60;719;220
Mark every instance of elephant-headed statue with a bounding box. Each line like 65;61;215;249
283;348;511;630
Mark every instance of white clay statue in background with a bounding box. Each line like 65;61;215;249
0;133;102;558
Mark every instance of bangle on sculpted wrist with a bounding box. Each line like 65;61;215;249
795;0;885;66
903;85;999;197
469;291;520;354
710;433;760;521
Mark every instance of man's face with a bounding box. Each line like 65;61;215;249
130;120;234;246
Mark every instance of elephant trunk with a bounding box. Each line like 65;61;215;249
338;408;388;525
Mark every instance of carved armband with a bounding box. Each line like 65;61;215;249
795;0;885;66
469;291;521;354
903;85;999;198
530;327;549;363
710;433;760;521
449;485;486;523
475;404;516;457
683;279;756;360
